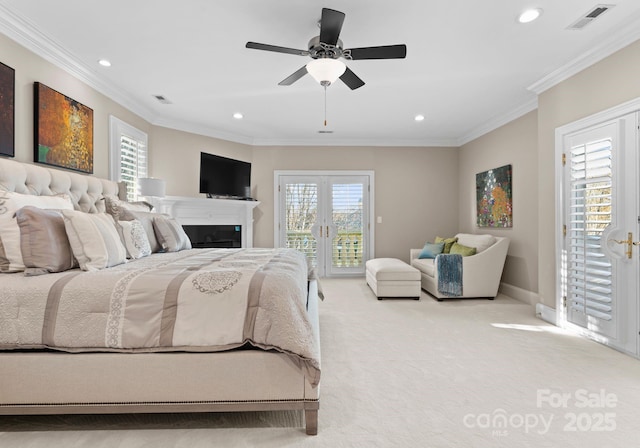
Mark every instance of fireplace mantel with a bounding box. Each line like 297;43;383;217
153;196;260;248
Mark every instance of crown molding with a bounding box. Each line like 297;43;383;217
3;3;637;148
456;98;538;146
251;136;460;147
0;4;157;124
528;12;640;94
151;117;256;146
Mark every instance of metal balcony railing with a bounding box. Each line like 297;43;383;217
286;231;363;267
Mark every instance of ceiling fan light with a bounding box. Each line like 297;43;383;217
306;58;346;85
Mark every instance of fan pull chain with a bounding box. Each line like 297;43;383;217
324;85;328;127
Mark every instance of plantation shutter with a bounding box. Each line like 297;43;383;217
109;116;148;202
119;134;148;201
567;138;613;322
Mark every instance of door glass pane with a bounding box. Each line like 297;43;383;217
568;139;613;324
285;183;318;268
331;183;364;268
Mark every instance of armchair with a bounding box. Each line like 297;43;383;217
410;234;509;300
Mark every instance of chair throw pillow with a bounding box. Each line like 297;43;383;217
418;241;445;259
449;242;477;257
435;236;458;254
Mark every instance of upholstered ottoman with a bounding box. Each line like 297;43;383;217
365;258;421;299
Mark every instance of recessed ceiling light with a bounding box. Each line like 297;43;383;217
233;112;243;119
518;8;542;23
98;59;111;67
414;114;425;122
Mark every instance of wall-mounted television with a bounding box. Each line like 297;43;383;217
199;152;252;199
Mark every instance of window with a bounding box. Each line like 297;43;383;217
109;116;148;201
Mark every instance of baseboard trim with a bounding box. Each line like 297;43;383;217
534;303;558;326
498;282;539;305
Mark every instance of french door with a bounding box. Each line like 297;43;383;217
276;172;372;277
561;112;639;355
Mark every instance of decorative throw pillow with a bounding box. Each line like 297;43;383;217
0;191;74;273
449;242;477;257
119;219;152;259
119;209;162;253
418;241;445;259
62;210;127;271
153;215;192;252
16;206;77;276
435;236;458;254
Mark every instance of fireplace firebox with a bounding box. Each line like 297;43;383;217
182;225;242;248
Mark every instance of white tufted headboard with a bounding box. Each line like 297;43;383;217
0;158;122;213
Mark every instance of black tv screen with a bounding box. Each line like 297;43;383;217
199;152;252;199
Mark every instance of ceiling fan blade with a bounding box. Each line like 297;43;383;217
246;42;309;56
319;8;345;46
339;67;365;90
346;44;407;60
278;66;309;86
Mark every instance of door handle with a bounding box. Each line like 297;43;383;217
319;226;323;238
609;232;640;259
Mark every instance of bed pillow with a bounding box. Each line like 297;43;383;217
119;219;152;259
103;194;153;218
418;241;445;259
62;210;127;271
449;242;477;257
119;209;162;253
0;192;74;273
434;236;458;254
153;215;192;252
16;206;77;276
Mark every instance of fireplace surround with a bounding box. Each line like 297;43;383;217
152;196;260;248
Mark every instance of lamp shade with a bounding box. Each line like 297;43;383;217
306;58;346;85
138;177;166;197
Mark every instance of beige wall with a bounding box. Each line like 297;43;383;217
459;111;538;292
536;39;640;307
149;126;252;196
8;22;639;302
250;146;459;260
0;33;150;178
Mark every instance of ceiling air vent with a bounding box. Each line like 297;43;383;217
153;94;172;105
567;4;615;30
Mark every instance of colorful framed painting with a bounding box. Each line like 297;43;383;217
34;82;93;173
476;164;512;228
0;62;15;157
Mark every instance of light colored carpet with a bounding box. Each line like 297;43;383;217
2;277;640;447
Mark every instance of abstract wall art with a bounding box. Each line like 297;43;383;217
0;62;15;157
34;82;93;173
476;164;512;228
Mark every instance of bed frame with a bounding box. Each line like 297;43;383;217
0;158;320;435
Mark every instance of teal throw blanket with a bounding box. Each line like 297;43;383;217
436;254;463;297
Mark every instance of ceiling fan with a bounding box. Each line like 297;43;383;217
246;7;407;90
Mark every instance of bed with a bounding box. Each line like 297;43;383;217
0;158;321;435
